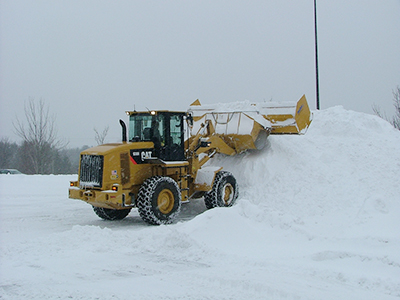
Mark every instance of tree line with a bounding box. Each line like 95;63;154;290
0;138;89;175
0;99;98;175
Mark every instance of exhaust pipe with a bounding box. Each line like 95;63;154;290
119;119;127;142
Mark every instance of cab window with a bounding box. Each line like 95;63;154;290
129;114;165;144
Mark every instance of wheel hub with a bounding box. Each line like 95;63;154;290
222;183;234;205
157;189;174;214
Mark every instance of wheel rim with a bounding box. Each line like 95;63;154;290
157;189;175;214
222;183;234;205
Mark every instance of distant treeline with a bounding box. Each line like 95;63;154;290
0;138;89;175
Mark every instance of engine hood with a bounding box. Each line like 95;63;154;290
80;142;154;156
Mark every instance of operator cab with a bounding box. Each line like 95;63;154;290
128;111;186;161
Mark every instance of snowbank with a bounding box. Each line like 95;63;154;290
1;106;399;299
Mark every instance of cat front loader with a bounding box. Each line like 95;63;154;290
69;95;312;225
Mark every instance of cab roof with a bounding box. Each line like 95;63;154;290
126;110;187;116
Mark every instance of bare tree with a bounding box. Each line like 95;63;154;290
392;86;400;130
13;98;67;174
94;126;109;145
373;86;400;131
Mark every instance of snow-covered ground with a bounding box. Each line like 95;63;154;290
1;106;399;299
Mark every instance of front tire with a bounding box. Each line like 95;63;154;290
137;176;181;225
93;207;131;220
204;171;239;209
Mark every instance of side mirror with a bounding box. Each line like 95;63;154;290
187;114;193;127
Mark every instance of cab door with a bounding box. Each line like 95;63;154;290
160;113;185;161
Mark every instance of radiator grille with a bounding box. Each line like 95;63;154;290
79;154;104;188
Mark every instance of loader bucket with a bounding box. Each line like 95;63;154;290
188;95;312;154
259;95;312;134
188;106;271;154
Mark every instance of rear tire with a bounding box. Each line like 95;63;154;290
137;176;181;225
204;171;238;209
93;206;131;220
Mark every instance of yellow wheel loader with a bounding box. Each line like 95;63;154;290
69;95;312;225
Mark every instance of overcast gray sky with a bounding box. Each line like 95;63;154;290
1;0;399;147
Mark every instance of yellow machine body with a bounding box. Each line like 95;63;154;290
69;142;190;209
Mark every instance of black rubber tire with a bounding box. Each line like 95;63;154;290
204;171;239;209
137;176;181;225
93;206;131;220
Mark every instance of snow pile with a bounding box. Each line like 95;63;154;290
210;106;400;238
1;106;400;299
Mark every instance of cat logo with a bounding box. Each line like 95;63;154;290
141;151;152;161
130;149;154;165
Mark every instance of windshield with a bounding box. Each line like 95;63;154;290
129;114;165;143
